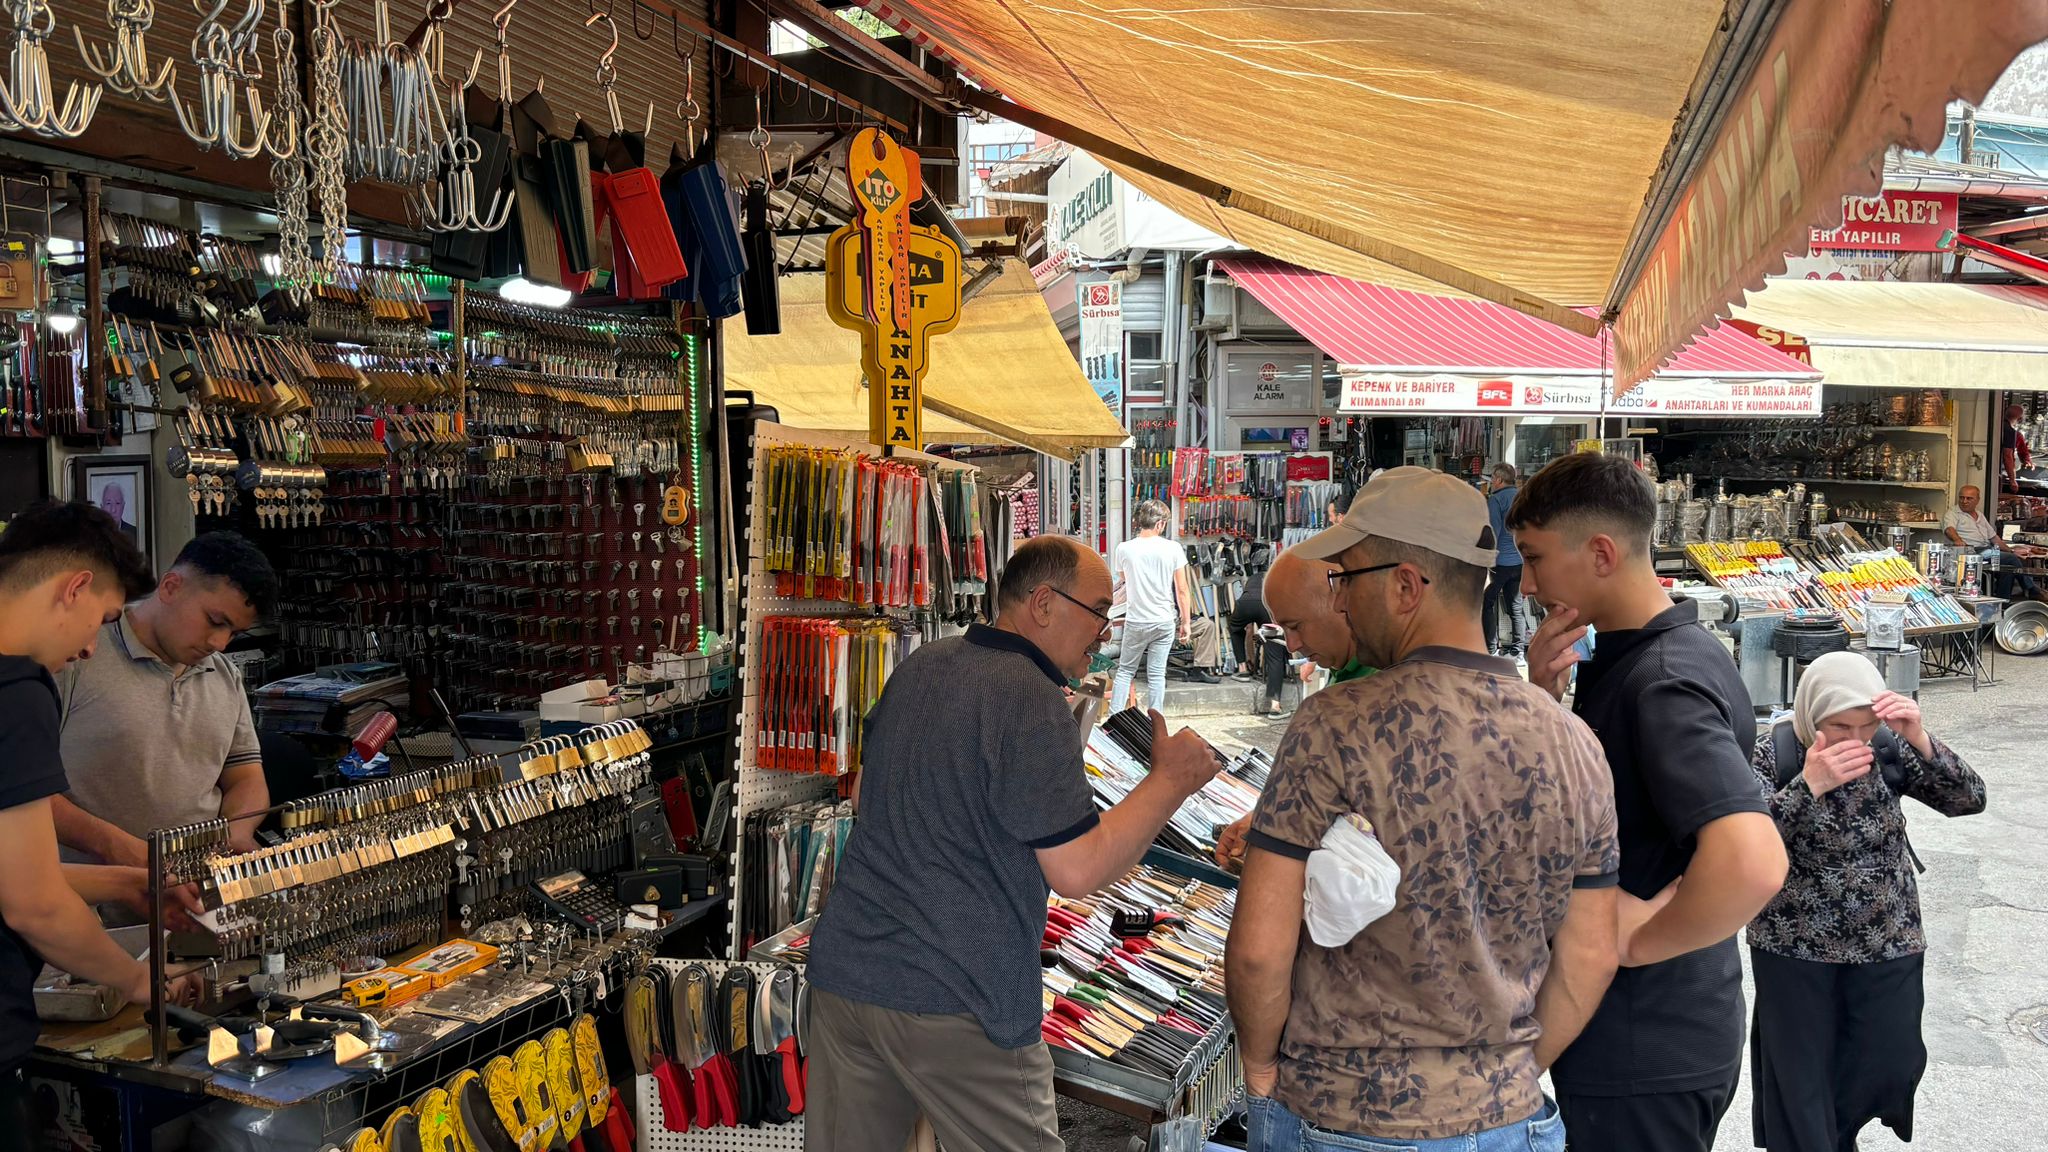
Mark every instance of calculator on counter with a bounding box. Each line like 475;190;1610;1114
533;870;630;934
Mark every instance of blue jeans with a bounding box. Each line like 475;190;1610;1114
1247;1094;1564;1152
1976;546;2040;597
1113;619;1176;713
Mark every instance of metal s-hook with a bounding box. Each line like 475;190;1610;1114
583;10;622;132
491;0;517;112
750;88;788;190
628;0;655;40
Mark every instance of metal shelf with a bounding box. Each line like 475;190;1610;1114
1660;424;1950;436
1834;517;1943;530
1716;476;1949;491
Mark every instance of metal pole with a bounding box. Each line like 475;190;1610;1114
148;828;167;1066
82;176;104;435
452;279;466;411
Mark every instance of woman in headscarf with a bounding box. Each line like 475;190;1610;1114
1746;652;1986;1152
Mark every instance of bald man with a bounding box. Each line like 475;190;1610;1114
1214;547;1378;865
805;535;1223;1152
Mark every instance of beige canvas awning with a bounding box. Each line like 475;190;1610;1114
855;0;2048;386
722;262;1130;457
1730;281;2048;392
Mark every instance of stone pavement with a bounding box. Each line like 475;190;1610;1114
1066;651;2048;1151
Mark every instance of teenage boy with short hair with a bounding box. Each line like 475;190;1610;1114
1509;455;1788;1152
0;502;180;1133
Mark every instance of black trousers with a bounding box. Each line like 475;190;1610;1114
1483;563;1527;652
0;1066;38;1152
1228;595;1270;670
1557;1071;1737;1152
1750;949;1926;1152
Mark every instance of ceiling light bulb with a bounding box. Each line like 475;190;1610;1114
45;290;79;334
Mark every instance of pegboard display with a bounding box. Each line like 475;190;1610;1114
725;422;987;958
634;959;806;1152
441;298;706;713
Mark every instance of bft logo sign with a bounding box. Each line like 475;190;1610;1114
1477;381;1513;407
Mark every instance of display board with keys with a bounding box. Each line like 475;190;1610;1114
152;721;655;1001
443;299;706;714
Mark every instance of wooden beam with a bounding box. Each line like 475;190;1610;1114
950;86;1600;338
767;0;946;96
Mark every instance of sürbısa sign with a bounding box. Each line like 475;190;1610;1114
826;129;964;449
1338;374;1604;415
1337;371;1821;417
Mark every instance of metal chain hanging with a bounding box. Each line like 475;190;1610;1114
269;0;312;303
307;0;349;283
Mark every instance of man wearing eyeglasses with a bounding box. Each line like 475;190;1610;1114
804;534;1223;1152
54;532;278;891
1225;468;1620;1152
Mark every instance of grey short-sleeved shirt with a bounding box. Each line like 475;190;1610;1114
57;613;261;863
806;624;1098;1048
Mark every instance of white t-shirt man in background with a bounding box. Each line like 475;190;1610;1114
1112;500;1191;713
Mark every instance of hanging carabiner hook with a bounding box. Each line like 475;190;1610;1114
750;88;776;187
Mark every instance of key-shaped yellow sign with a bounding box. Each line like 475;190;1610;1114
825;220;962;449
848;129;915;334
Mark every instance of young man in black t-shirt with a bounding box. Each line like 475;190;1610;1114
1507;455;1789;1152
0;502;170;1139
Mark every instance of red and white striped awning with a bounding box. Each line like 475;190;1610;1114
1957;234;2048;287
1216;257;1822;418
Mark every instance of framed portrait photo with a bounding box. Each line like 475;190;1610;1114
69;454;152;570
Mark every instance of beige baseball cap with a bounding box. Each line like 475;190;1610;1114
1296;466;1500;568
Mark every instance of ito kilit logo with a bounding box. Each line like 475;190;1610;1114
857;171;901;213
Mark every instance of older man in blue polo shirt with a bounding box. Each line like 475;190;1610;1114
803;535;1223;1152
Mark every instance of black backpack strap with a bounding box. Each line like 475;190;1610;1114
1771;719;1803;790
1777;718;1927;875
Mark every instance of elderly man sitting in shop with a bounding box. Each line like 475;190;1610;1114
1943;485;2045;600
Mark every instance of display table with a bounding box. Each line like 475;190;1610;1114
1917;597;2007;689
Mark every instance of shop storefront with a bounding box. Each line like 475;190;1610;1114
1;2;2041;1150
1194;257;1819;511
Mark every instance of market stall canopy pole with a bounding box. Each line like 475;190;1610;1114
951;86;1598;339
1608;0;2048;390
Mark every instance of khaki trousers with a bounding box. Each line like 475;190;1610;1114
801;987;1064;1152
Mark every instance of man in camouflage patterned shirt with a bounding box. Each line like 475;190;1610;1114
1226;468;1621;1152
